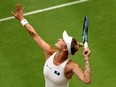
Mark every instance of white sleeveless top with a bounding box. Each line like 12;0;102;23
43;53;70;87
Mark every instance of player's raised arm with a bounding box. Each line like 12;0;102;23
71;48;91;84
12;4;55;59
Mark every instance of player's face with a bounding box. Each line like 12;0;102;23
55;38;67;50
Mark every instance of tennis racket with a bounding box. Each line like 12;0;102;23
82;16;89;54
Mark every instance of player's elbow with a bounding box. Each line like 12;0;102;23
83;79;91;84
84;81;91;84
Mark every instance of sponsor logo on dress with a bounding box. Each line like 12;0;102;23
54;70;60;76
46;65;52;70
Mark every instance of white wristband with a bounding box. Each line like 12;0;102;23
20;19;28;26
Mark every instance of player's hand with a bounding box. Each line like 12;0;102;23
83;47;91;61
11;4;25;21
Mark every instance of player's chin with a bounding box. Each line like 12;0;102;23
55;43;62;50
55;43;57;47
55;43;58;49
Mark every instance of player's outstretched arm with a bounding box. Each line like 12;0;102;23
12;4;55;59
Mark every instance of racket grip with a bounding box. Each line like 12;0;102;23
84;42;88;54
84;42;88;48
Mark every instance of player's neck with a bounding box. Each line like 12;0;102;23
54;51;68;64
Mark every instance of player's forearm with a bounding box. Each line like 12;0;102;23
19;19;40;38
21;20;52;51
24;23;38;37
23;22;45;47
20;19;44;47
84;59;91;84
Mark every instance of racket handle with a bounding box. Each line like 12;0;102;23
84;42;88;48
84;42;88;54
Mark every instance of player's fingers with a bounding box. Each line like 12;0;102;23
16;4;21;11
16;4;20;9
11;12;16;17
16;4;21;7
22;6;25;11
86;49;91;56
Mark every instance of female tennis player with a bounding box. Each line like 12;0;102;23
12;4;91;87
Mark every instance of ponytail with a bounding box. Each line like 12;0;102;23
71;38;83;55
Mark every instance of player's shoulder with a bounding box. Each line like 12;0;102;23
45;50;56;60
66;60;80;69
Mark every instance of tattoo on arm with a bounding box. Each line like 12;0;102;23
84;61;91;82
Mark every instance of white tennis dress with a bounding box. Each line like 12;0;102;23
43;53;70;87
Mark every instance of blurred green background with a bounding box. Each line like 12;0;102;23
0;0;116;87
